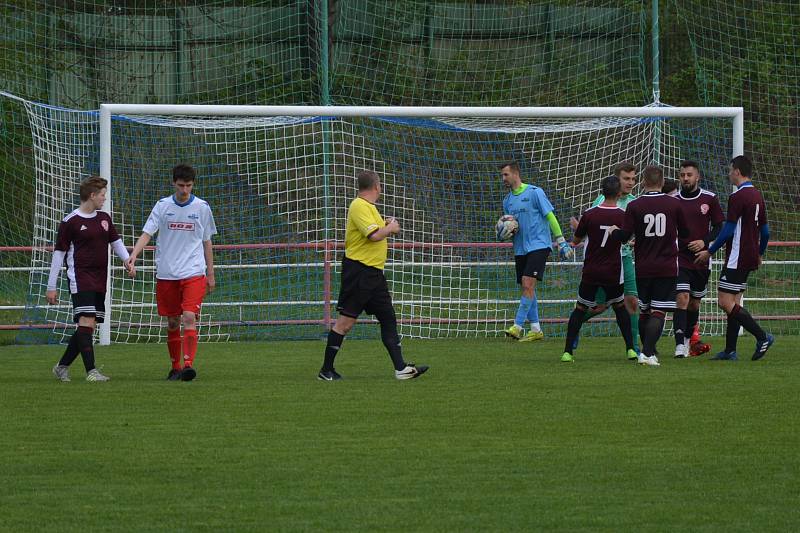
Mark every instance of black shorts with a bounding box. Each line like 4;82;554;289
336;257;395;319
676;268;711;299
636;277;677;313
718;267;751;294
577;281;624;308
71;291;106;323
514;249;550;283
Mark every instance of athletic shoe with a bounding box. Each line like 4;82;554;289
180;367;197;382
626;349;638;361
52;364;70;382
317;369;342;381
395;363;429;380
520;330;544;342
560;352;574;363
689;341;711;357
711;350;738;361
752;334;774;361
504;324;523;340
674;343;688;359
86;368;110;382
638;354;660;366
167;369;182;381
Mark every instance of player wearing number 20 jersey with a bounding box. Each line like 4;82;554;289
614;166;690;363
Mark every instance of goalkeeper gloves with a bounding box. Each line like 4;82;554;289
555;236;574;260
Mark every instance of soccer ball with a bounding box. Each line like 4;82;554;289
495;214;519;241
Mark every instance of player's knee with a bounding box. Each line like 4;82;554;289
611;302;625;311
651;310;666;319
575;303;587;312
79;316;96;329
182;312;197;328
676;292;689;308
167;316;181;330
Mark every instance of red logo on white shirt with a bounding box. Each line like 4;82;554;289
700;204;709;215
168;222;195;231
101;220;109;231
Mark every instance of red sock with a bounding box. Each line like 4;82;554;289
167;329;182;370
183;329;198;368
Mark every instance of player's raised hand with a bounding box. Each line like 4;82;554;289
46;289;57;305
385;217;401;234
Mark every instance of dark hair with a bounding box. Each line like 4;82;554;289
173;164;196;182
79;176;108;201
642;165;664;187
613;162;636;176
357;170;380;191
661;179;679;194
500;162;520;174
601;175;621;199
731;155;752;178
680;160;700;171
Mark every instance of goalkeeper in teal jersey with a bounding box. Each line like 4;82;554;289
500;162;573;341
570;162;640;355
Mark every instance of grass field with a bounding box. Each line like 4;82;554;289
1;336;798;532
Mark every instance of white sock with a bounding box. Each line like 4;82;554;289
530;322;541;333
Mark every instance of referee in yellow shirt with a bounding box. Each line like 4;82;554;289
319;170;429;381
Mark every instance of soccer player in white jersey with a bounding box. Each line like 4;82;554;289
127;165;217;381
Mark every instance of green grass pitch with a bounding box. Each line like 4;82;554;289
1;336;799;532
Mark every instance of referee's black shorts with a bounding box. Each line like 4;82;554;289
336;256;395;319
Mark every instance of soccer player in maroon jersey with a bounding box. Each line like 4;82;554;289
612;166;690;366
695;155;773;361
561;176;637;363
47;176;134;382
673;161;724;358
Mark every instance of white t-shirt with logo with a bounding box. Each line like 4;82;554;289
142;194;217;280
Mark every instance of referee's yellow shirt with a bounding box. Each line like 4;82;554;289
345;196;387;269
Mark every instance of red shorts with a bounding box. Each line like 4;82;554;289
156;276;207;317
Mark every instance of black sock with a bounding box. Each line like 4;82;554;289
643;312;665;357
564;308;584;354
612;305;634;351
731;304;766;342
58;331;82;367
725;314;740;354
379;320;406;371
687;309;700;339
638;313;650;353
75;326;95;372
322;330;345;372
673;308;687;346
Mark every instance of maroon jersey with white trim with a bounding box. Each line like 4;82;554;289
623;192;688;278
677;189;725;270
54;210;120;293
574;205;626;285
724;183;767;271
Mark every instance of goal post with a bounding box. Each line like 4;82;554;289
97;104;744;344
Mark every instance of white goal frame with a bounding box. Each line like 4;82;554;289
98;104;744;344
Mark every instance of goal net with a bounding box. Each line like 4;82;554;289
17;102;744;344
